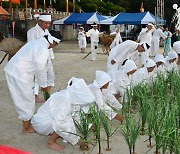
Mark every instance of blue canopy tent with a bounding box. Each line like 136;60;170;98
53;12;106;25
100;11;165;25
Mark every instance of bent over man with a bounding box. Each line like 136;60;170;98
4;33;61;133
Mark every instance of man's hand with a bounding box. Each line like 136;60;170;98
111;59;116;65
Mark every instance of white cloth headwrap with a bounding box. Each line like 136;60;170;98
154;54;165;63
173;41;180;54
39;14;51;22
67;77;95;105
145;59;156;68
168;51;178;60
94;71;112;88
122;59;137;73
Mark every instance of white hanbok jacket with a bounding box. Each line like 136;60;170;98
31;91;79;145
86;28;100;43
110;31;122;49
132;67;155;86
89;82;122;120
27;23;54;59
112;69;132;97
150;28;167;56
138;27;154;64
107;40;138;76
4;37;53;87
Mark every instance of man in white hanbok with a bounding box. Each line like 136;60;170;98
88;71;124;123
112;60;137;99
107;40;150;77
165;51;178;72
78;26;87;53
173;41;180;64
4;34;61;133
27;13;55;103
150;27;167;56
137;23;155;66
132;59;156;86
31;77;95;151
154;54;166;74
86;23;103;61
110;28;123;49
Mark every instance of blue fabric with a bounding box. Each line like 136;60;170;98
113;12;147;24
64;12;106;24
112;12;165;25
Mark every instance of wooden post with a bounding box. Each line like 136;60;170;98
34;0;37;10
66;0;68;13
44;0;46;10
9;0;12;15
25;0;28;9
50;0;52;8
0;0;2;7
73;0;75;13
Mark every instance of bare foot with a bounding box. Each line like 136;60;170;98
35;95;44;103
115;114;124;124
47;142;64;151
22;126;35;133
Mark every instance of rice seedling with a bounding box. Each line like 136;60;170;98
146;98;157;148
88;104;102;154
121;113;140;154
99;110;119;151
73;109;92;151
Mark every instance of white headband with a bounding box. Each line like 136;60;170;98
39;15;51;22
147;23;154;27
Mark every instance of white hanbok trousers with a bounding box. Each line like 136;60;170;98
150;37;159;56
5;73;35;121
91;42;98;60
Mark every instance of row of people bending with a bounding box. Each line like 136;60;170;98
30;50;178;150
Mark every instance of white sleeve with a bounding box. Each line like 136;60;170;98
95;90;117;120
102;90;122;111
160;30;167;40
35;49;49;88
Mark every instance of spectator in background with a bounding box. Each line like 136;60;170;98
77;27;87;53
164;26;172;56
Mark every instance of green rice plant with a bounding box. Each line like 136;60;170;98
121;113;140;154
99;110;119;151
146;98;158;148
131;83;149;135
73;109;92;151
88;104;102;154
